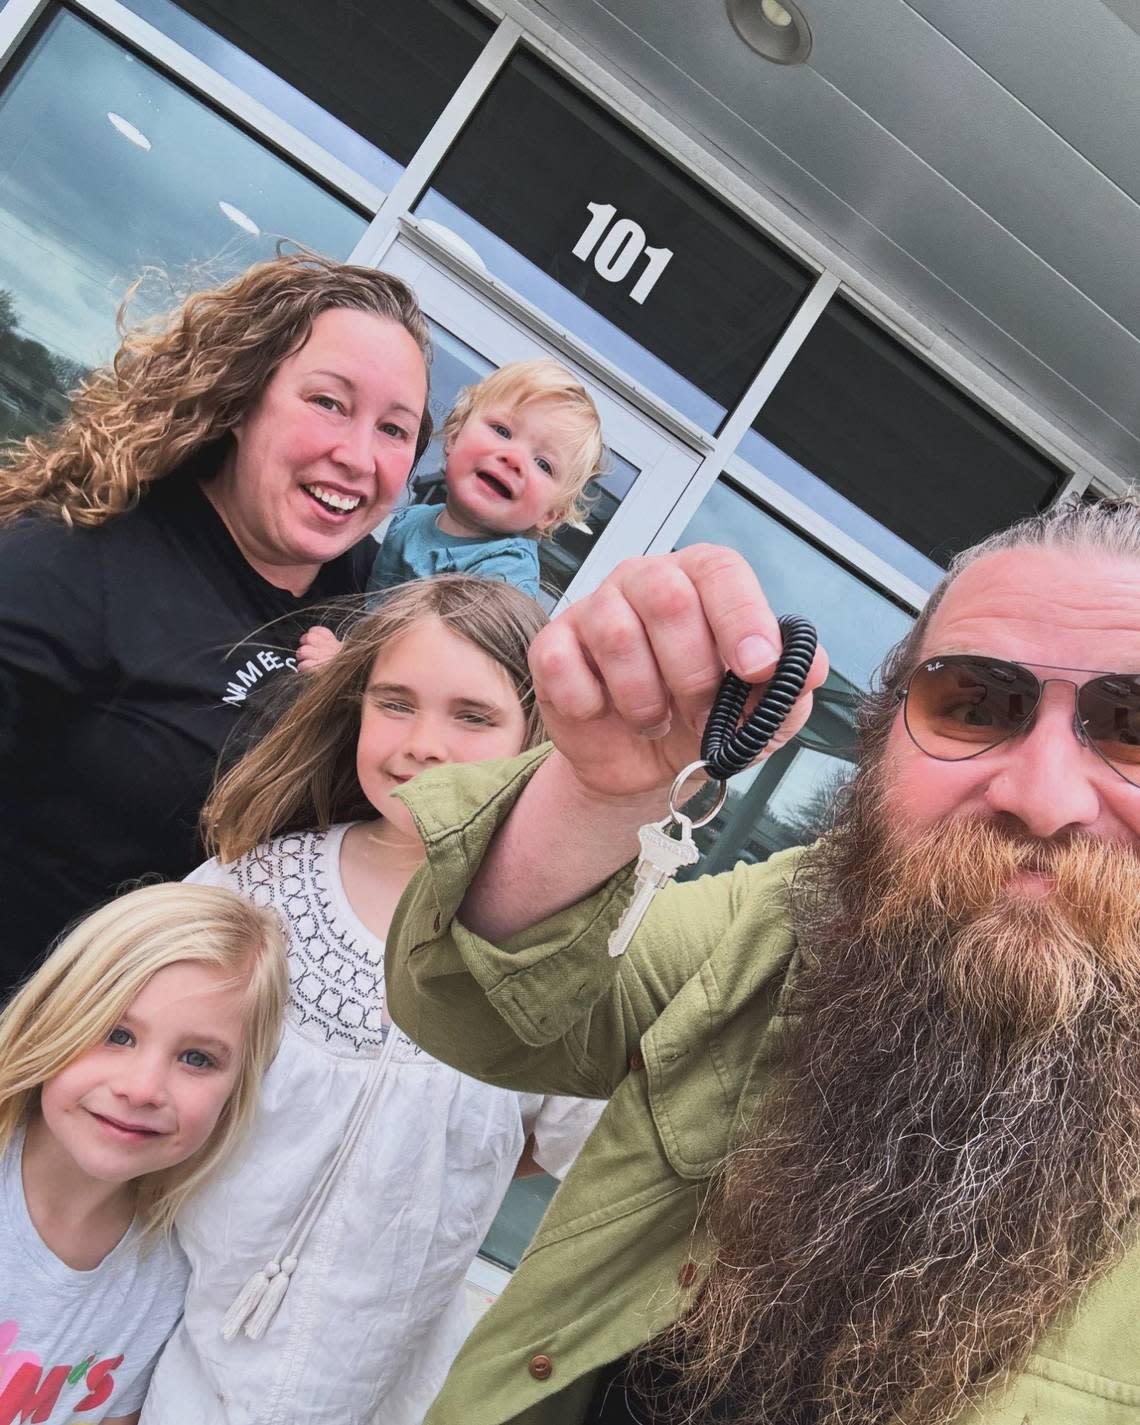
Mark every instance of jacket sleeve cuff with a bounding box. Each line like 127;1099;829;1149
393;747;637;1048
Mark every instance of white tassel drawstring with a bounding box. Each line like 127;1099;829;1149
243;1255;298;1339
221;1024;401;1342
221;1262;276;1341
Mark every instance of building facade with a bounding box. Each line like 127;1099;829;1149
1;0;1135;1280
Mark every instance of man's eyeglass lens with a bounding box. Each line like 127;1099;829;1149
903;655;1140;784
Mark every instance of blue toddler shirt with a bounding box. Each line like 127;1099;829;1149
367;503;541;600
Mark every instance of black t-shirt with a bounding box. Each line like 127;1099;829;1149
585;1357;656;1423
585;1356;745;1424
0;473;372;991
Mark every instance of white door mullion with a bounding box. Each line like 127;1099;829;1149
646;269;839;554
349;18;521;267
0;0;48;68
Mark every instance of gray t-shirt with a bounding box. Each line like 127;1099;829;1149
0;1127;188;1421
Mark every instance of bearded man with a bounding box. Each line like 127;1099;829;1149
388;496;1140;1425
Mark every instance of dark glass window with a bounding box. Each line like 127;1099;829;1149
748;298;1066;570
419;51;812;428
480;1175;557;1272
169;0;493;172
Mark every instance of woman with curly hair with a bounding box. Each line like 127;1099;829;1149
0;253;431;992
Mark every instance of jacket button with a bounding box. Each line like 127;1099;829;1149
528;1354;554;1381
628;1049;645;1072
678;1261;698;1288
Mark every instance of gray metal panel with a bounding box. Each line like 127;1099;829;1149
908;0;1140;207
526;0;1140;474
805;0;1140;337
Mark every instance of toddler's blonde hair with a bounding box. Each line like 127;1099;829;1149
0;882;288;1236
441;359;605;536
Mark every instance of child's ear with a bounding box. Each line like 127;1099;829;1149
537;506;563;532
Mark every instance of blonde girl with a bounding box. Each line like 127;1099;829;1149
0;883;287;1425
141;575;603;1425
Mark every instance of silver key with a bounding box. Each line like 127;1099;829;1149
608;814;699;958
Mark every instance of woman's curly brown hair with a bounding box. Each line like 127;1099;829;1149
0;252;433;528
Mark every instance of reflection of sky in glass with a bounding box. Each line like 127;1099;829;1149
416;191;725;431
738;429;945;592
677;479;914;689
0;10;366;367
120;0;403;193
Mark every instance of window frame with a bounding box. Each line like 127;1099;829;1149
0;0;1115;599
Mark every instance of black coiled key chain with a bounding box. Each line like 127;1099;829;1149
701;614;819;779
607;614;818;960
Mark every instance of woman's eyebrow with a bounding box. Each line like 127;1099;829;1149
309;369;354;390
309;371;420;419
366;680;414;695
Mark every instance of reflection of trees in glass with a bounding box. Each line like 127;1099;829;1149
772;763;853;845
680;755;855;883
0;289;88;446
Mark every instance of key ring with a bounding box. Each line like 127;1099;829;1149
667;762;728;830
664;616;817;829
700;614;818;780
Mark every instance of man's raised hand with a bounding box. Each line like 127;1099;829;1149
528;545;830;803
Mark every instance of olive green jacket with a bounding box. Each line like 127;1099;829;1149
388;748;1140;1425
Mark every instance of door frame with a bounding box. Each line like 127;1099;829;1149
380;227;707;606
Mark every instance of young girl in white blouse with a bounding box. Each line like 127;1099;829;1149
141;575;603;1425
0;882;286;1425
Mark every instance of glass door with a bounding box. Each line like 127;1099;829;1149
382;231;705;1306
381;233;704;609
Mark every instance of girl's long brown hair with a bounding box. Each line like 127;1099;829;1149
0;252;432;528
203;575;548;864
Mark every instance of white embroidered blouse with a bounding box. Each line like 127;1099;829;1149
141;824;602;1425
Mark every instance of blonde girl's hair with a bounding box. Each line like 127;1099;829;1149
0;883;288;1237
441;359;606;535
0;251;433;528
203;574;549;863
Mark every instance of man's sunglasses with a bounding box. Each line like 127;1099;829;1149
899;654;1140;787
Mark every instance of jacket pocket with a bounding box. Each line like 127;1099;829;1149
643;957;792;1180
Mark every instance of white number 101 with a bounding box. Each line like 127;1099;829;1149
571;201;673;305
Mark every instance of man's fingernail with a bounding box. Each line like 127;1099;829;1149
736;635;779;676
644;718;672;739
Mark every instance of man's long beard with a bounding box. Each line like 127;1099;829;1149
647;765;1140;1425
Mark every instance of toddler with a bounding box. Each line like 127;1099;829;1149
297;359;604;671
